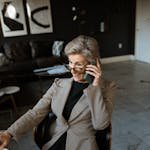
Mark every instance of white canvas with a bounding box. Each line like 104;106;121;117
0;0;27;37
26;0;53;34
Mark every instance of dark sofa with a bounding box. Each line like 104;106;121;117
0;40;68;85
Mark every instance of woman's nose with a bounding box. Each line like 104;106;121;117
69;63;76;69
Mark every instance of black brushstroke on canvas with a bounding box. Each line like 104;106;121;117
1;2;23;31
31;6;50;28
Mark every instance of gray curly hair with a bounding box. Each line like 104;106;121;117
64;35;100;64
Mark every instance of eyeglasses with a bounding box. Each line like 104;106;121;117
65;61;88;71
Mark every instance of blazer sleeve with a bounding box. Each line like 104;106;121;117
6;78;59;141
101;79;117;118
85;84;110;130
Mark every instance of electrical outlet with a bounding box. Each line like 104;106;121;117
100;22;105;32
118;43;123;49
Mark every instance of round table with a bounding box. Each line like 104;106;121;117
1;86;20;94
0;86;20;117
0;91;4;97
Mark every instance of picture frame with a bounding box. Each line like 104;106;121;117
0;0;27;37
26;0;53;34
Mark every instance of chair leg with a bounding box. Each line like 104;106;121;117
10;94;19;117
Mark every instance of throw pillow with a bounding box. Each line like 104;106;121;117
0;53;10;66
3;43;13;61
52;41;64;57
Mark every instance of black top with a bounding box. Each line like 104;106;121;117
63;81;89;121
50;81;89;150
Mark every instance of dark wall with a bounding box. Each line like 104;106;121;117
94;0;136;57
0;0;136;58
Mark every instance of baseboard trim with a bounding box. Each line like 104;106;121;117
101;55;135;64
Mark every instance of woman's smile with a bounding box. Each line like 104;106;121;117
70;68;84;81
68;54;88;82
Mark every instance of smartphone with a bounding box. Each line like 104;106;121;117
83;61;96;84
83;73;94;84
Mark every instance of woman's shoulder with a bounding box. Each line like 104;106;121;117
53;77;73;86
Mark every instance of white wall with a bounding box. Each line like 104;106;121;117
135;0;150;63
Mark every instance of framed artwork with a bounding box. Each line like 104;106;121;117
0;0;27;37
26;0;53;34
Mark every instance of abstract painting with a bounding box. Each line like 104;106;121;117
0;0;27;37
26;0;53;34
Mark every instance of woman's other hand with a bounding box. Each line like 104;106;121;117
86;59;102;86
0;132;11;150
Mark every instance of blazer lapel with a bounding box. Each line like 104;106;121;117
68;84;94;122
55;78;73;123
69;93;89;122
68;84;101;122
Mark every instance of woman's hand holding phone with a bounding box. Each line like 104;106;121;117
84;59;102;86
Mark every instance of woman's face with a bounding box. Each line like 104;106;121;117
68;54;88;82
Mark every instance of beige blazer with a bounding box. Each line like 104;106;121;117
6;77;117;150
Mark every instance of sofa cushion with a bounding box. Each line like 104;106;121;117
3;41;32;62
29;40;52;58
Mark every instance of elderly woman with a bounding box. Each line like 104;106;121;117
0;35;116;150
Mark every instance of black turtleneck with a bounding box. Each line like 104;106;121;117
63;80;89;121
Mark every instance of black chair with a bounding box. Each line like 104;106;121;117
34;112;111;150
34;112;56;149
96;124;112;150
